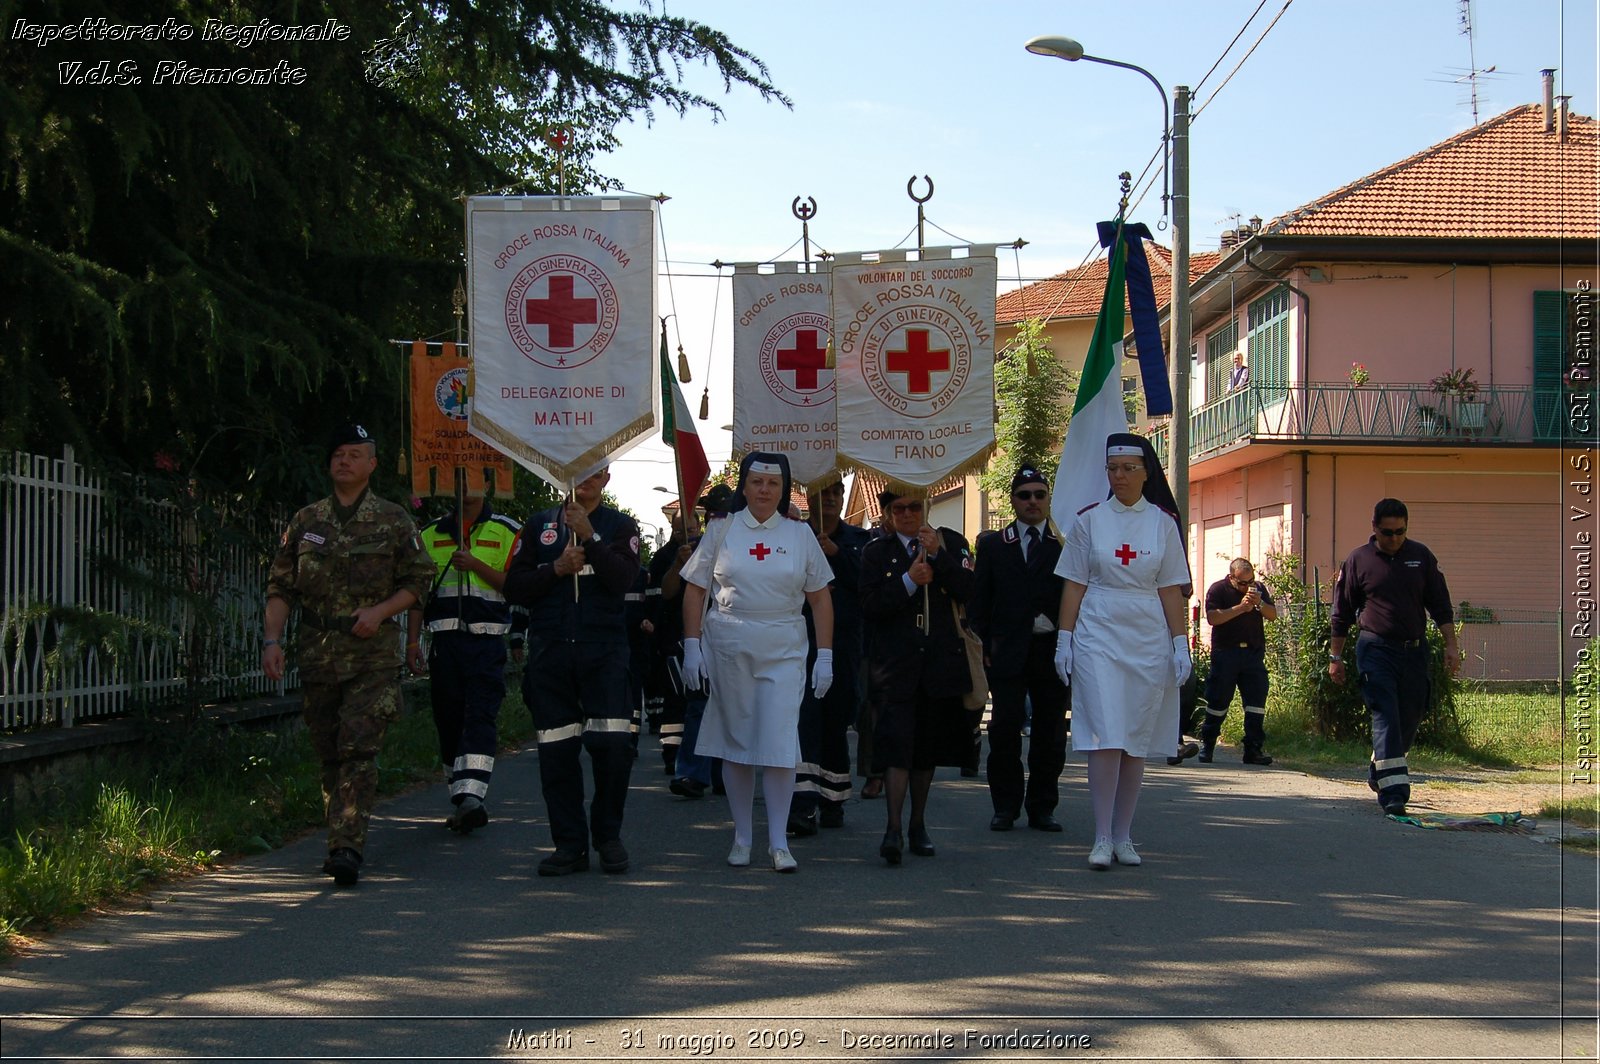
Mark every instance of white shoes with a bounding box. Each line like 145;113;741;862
727;843;751;867
1087;837;1113;870
1113;840;1142;866
770;847;798;873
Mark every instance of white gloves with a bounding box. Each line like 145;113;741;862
1172;635;1193;686
682;637;708;692
1054;630;1074;686
811;648;834;699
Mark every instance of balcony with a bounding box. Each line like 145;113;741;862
1150;382;1581;463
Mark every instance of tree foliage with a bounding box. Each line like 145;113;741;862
0;0;787;504
979;318;1072;516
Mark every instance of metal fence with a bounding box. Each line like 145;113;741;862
2;446;291;731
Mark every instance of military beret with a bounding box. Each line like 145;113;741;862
327;423;374;460
1011;466;1047;493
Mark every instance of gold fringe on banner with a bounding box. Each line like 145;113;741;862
823;338;835;370
471;411;656;488
677;344;691;384
832;442;996;502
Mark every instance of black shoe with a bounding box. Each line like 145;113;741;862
1243;747;1274;766
818;803;845;829
448;799;488;835
327;848;361;888
860;778;884;800
879;829;903;865
1381;801;1407;818
989;814;1017;832
1166;740;1201;765
662;758;677;776
1027;814;1063;833
959;765;980;778
537;849;590;877
596;839;629;874
1197;740;1216;763
908;824;936;857
669;776;707;799
786;810;819;838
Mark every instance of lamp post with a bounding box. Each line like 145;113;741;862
1024;34;1192;526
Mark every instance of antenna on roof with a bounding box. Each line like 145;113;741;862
1458;0;1489;124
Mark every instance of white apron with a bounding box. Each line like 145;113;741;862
681;510;832;767
1056;497;1188;757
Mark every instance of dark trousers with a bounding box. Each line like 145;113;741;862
429;632;507;802
795;647;860;813
1356;637;1430;806
986;635;1069;818
1201;645;1269;747
522;638;634;854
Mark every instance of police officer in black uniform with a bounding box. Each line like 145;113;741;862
1199;558;1278;764
861;488;976;864
504;466;643;875
970;466;1070;833
789;477;872;834
1329;498;1460;816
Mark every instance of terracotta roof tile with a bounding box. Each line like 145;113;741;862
997;245;1222;324
1264;104;1597;239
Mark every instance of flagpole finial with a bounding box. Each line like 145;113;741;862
1118;170;1132;212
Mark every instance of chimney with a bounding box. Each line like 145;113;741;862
1542;69;1556;132
1558;95;1571;142
1248;215;1263;235
1219;229;1239;250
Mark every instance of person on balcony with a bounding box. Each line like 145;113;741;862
1228;349;1249;391
1328;498;1460;817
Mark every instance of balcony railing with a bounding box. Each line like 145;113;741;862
1150;382;1583;464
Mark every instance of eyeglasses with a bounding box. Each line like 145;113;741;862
889;502;924;514
1013;489;1047;501
1105;463;1144;475
1376;527;1408;537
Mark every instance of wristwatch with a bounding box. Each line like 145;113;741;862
264;638;281;648
1328;653;1341;661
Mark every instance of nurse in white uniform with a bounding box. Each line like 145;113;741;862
680;452;834;873
1053;433;1193;871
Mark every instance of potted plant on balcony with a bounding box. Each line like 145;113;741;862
1431;367;1486;430
1348;362;1370;387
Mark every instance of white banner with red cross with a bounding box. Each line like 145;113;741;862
465;195;658;488
830;247;997;492
730;261;837;489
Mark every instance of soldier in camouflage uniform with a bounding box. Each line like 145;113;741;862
262;424;435;887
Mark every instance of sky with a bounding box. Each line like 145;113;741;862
585;0;1597;536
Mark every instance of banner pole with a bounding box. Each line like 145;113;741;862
454;466;467;625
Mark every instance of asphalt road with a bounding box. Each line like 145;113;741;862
2;733;1595;1062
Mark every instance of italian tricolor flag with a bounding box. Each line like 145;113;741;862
660;327;710;509
1052;217;1134;531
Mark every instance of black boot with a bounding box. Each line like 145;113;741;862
1197;739;1216;763
1242;746;1273;765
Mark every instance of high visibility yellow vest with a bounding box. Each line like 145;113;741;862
420;511;521;635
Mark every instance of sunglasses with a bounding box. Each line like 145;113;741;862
1013;489;1047;500
1376;527;1408;537
890;502;924;514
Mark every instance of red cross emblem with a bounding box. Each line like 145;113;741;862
749;542;771;561
777;328;827;391
524;274;598;350
885;329;950;395
1115;543;1138;566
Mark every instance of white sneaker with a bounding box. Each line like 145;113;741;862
727;843;751;867
1112;840;1142;866
1087;837;1113;870
770;847;798;873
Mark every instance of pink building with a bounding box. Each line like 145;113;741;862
1166;100;1594;680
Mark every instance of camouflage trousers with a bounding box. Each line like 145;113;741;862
301;669;401;855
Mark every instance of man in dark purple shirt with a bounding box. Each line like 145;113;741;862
1328;498;1460;816
1200;558;1278;765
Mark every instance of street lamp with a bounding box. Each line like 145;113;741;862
1024;34;1192;525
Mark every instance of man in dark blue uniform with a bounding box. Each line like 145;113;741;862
1329;498;1459;816
1199;557;1278;765
970;466;1069;833
861;489;977;864
504;466;642;875
789;477;871;834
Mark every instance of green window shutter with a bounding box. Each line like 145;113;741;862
1533;290;1568;441
1248;287;1290;405
1206;319;1238;399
